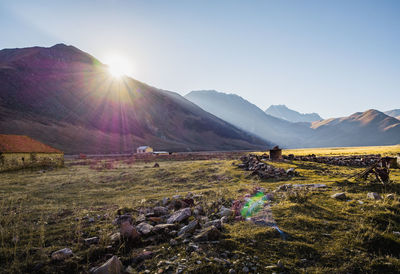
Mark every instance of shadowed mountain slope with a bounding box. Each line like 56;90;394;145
0;44;270;154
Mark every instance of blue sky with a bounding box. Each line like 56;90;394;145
1;0;399;118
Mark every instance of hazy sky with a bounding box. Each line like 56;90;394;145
1;0;399;118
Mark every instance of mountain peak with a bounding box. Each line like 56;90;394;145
265;105;322;123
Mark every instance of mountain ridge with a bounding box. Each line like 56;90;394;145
265;104;322;123
0;45;271;154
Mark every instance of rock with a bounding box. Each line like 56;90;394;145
162;197;170;206
112;214;132;226
125;266;135;274
120;222;140;240
186;243;199;253
221;216;228;224
153;206;169;216
153;224;176;234
178;220;198;236
194;225;221;242
386;194;395;200
331;192;347;200
170;239;178;246
167;208;191;224
219;206;234;218
110;233;120;243
84;237;99;245
367;192;382;200
130;251;154;264
153;163;160;168
286;168;296;176
51;248;73;260
277;260;283;268
148;216;164;224
203;219;222;230
228;269;236;274
136;222;154;235
136;214;146;223
242;266;249;273
91;255;123;274
88;217;95;223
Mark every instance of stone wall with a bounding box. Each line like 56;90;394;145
0;152;64;172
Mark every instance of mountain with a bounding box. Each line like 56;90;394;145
385;109;400;119
265;104;322;123
185;90;314;148
309;109;400;147
0;44;271;154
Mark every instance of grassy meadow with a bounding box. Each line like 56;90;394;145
1;146;400;273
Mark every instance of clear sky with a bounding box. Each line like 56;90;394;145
1;0;399;118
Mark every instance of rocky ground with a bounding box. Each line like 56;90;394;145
1;147;400;273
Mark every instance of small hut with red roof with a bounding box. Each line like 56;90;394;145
0;134;64;172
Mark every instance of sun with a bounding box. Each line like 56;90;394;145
104;54;132;78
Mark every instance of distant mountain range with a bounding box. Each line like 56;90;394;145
0;44;270;154
385;109;400;120
265;104;322;123
185;90;314;147
186;90;400;148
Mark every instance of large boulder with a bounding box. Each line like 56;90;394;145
167;208;191;224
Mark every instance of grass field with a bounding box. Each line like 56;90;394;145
1;146;400;273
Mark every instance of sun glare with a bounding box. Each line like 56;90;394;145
104;54;132;78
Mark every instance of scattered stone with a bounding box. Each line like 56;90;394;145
169;239;178;246
125;266;135;274
136;222;154;235
331;192;347;200
203;219;222;230
367;192;382;200
88;217;95;223
242;266;249;273
153;224;176;234
194;225;221;242
186;243;199;253
110;233;120;243
178;220;198;236
84;237;99;245
130;251;154;265
51;248;73;261
228;269;236;274
277;260;284;268
113;214;132;226
153;163;160;168
154;206;169;216
91;255;123;274
167;208;191;224
120;222;140;240
219;206;234;218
